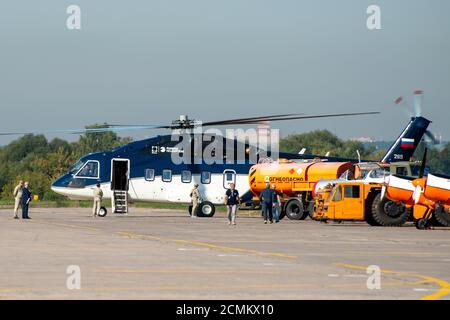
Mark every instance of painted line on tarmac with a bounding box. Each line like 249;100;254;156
92;268;275;275
115;231;298;260
345;250;450;257
28;220;100;232
336;263;450;300
177;248;208;251
21;219;297;261
0;283;310;295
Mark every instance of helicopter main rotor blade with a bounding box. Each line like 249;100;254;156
109;114;304;128
201;113;303;126
0;125;169;136
202;112;380;126
0;112;380;136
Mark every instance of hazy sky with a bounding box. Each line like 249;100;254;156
1;0;449;146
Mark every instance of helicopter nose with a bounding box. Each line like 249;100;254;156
51;179;65;194
51;174;72;190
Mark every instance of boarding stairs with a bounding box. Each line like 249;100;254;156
112;190;128;214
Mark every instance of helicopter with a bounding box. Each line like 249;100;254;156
0;111;430;218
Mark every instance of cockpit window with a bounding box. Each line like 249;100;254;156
332;186;342;201
369;168;388;179
68;160;85;175
340;163;389;181
340;168;356;180
75;161;100;179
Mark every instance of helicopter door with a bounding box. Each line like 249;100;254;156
111;159;129;191
223;170;236;189
111;159;130;214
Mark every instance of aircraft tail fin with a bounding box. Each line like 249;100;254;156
381;116;431;162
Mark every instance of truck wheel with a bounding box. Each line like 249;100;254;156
364;193;381;226
370;194;408;226
434;206;450;227
197;201;216;218
365;214;381;226
415;218;428;230
285;199;308;220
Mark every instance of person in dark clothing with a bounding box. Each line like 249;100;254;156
22;182;32;219
260;183;273;224
271;184;281;223
224;183;240;225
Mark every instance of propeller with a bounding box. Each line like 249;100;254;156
0;111;380;136
413;90;424;117
418;147;428;178
381;175;390;199
394;90;423;117
413;148;428;204
413;185;422;204
395;90;444;152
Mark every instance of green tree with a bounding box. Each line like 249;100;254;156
280;130;375;159
414;142;450;175
0;134;49;162
73;123;132;157
0;127;133;200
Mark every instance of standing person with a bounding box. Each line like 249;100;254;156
21;182;32;220
224;183;240;225
190;184;201;218
271;184;281;223
13;180;24;219
260;183;273;224
92;183;103;217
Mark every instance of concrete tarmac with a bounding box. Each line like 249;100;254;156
0;207;449;300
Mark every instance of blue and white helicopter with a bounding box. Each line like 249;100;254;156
1;112;430;217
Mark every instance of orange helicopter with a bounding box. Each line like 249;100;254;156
383;149;450;229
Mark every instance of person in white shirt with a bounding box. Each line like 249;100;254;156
92;183;103;217
13;180;24;219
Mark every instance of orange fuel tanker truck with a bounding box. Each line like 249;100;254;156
249;159;353;220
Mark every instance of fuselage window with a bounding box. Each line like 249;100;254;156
201;171;211;184
162;169;172;182
181;170;192;183
223;170;236;189
75;161;99;179
145;169;155;181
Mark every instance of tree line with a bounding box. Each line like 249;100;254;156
280;129;450;175
0;124;131;201
0;127;448;201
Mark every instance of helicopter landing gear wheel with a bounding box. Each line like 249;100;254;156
98;206;107;217
197;201;216;218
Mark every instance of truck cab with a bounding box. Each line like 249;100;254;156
314;179;410;226
315;182;380;221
